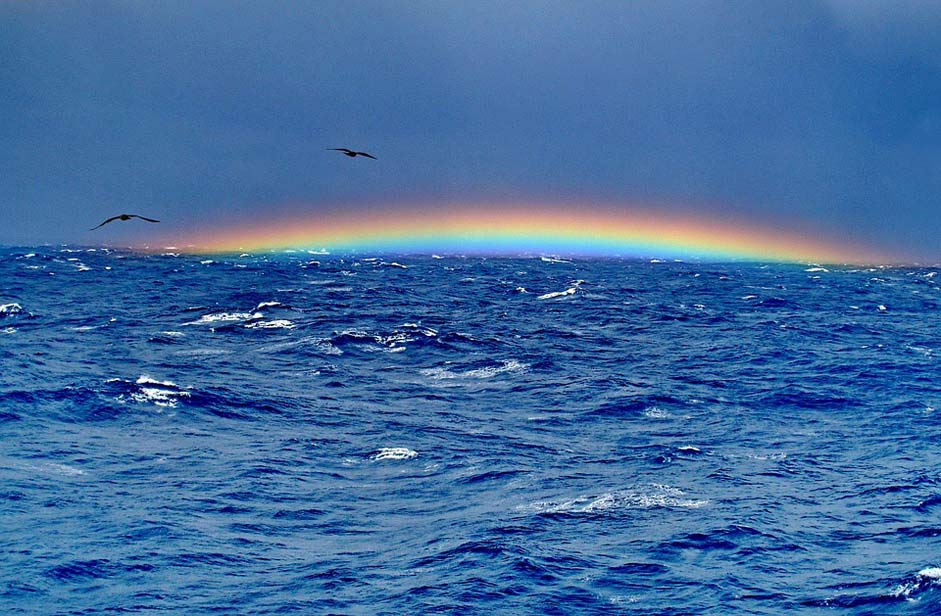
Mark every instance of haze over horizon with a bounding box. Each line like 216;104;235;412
2;1;939;262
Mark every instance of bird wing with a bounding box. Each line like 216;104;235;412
328;148;353;153
358;152;377;160
131;215;160;223
90;215;122;230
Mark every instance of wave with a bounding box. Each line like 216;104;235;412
98;376;282;420
585;395;686;419
537;280;584;300
894;567;941;599
108;375;191;408
245;319;295;330
0;303;24;314
0;303;31;319
806;566;941;609
185;311;262;325
327;325;441;353
420;359;529;381
521;484;708;516
371;448;418;461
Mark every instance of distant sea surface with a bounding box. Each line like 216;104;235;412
2;247;941;614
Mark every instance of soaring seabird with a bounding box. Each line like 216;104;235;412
328;148;377;160
90;214;160;230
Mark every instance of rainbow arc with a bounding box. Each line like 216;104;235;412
166;202;892;264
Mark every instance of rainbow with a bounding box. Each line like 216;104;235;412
164;201;893;264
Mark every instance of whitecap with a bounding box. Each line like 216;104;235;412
878;304;888;312
371;448;418;461
314;339;343;355
644;407;669;419
464;360;528;378
522;484;708;515
185;311;262;325
746;452;787;461
2;327;16;334
918;567;941;579
254;301;283;310
421;359;529;380
539;280;585;300
245;319;295;329
381;261;408;269
173;348;232;357
131;376;190;408
538;287;578;300
541;256;572;264
136;375;177;387
893;567;941;599
399;323;438;337
805;267;829;272
0;303;25;316
200;259;215;265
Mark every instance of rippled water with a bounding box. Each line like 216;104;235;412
1;247;940;614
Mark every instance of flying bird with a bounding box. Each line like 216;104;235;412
90;214;160;230
328;148;377;160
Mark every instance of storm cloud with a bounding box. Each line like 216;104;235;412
2;1;938;259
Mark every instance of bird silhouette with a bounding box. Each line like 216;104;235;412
90;214;160;230
328;148;377;160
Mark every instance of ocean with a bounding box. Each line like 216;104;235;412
1;247;940;614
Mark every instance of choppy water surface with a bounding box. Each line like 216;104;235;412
2;248;940;614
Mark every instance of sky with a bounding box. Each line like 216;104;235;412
2;1;939;261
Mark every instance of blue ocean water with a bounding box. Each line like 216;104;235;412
1;247;940;614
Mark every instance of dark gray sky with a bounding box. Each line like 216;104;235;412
2;1;939;260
